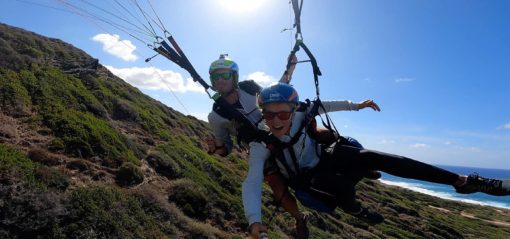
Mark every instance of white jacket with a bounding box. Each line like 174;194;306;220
242;100;360;225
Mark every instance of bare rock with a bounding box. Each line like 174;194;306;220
0;124;18;140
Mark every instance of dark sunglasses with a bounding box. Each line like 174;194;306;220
210;72;233;81
262;111;293;121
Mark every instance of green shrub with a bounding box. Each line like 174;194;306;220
0;184;65;238
0;68;31;116
168;179;209;220
146;150;182;179
116;162;144;186
156;135;246;223
0;144;37;184
112;98;139;121
44;109;137;167
28;147;61;166
0;145;70;191
65;160;89;171
19;45;43;58
35;167;70;190
65;187;171;239
48;138;65;151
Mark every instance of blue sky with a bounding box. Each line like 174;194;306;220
1;0;509;169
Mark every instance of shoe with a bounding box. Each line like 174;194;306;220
295;213;310;239
349;207;384;224
455;173;510;196
364;170;381;180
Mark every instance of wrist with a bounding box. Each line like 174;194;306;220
248;222;262;233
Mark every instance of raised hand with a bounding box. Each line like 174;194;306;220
358;99;381;111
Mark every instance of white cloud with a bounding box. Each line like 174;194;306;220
246;71;277;87
503;123;510;129
105;65;204;93
410;143;430;148
395;78;415;83
92;34;137;61
454;146;481;153
379;139;396;144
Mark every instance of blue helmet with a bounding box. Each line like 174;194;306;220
258;83;299;106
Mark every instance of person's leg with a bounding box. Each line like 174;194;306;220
325;144;510;196
309;166;384;224
340;136;381;180
265;173;302;219
326;144;459;185
265;173;309;239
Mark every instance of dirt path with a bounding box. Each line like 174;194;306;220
460;212;510;228
428;205;510;228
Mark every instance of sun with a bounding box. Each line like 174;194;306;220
218;0;267;13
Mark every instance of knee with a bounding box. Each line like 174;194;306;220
265;174;287;195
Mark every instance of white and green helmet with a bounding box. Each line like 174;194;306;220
209;54;239;86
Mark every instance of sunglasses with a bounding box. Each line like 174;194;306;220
262;111;293;121
210;72;233;81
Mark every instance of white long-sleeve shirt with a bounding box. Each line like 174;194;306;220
242;100;360;225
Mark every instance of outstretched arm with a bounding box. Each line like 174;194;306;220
317;99;381;114
279;53;298;84
242;142;271;226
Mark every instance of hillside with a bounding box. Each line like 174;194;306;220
1;22;509;238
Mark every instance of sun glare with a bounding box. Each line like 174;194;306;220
218;0;267;13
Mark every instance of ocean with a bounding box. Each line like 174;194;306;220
378;165;510;209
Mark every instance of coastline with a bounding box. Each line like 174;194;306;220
379;179;510;210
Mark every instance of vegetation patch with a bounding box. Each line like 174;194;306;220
35;167;70;191
146;150;182;179
0;144;38;185
116;162;144;186
156;134;246;225
61;187;173;239
168;179;210;220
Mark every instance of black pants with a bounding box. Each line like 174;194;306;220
319;143;460;186
300;171;363;212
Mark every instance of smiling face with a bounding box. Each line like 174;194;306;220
211;68;235;94
262;102;296;138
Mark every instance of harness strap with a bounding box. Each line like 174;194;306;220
264;99;323;178
290;0;304;40
287;146;301;176
213;97;258;132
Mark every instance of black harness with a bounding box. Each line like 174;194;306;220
260;100;321;179
211;80;263;147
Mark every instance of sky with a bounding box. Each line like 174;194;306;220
1;0;509;170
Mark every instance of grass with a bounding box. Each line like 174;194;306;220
63;187;174;239
156;134;246;224
0;144;69;191
0;144;38;185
